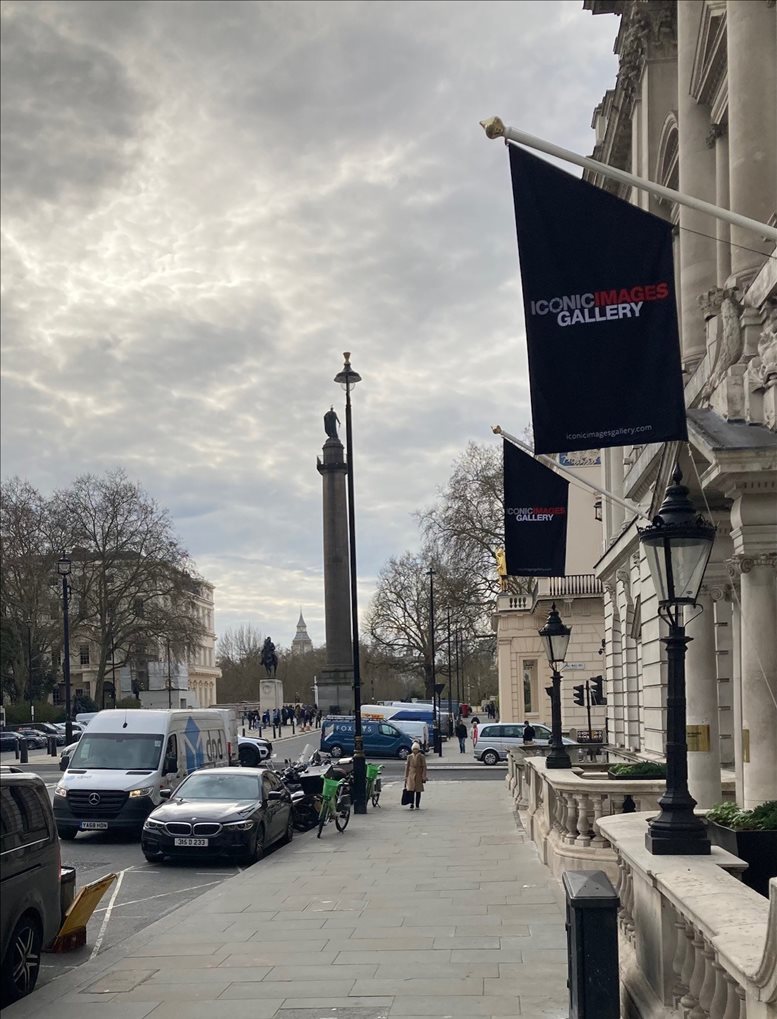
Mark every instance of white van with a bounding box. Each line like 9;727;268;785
53;709;230;839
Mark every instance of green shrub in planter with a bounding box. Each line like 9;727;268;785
706;800;777;897
607;761;666;780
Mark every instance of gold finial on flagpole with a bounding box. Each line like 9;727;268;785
480;117;505;140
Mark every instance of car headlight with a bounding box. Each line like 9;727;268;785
223;820;255;831
143;818;165;830
129;785;155;798
54;784;68;797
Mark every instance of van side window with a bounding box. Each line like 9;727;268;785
379;724;396;736
503;725;521;738
164;735;178;771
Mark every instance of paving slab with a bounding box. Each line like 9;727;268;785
4;781;568;1019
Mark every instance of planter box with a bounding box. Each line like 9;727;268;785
602;770;663;778
707;820;777;897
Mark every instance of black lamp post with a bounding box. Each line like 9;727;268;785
538;602;572;769
57;553;73;744
427;568;442;755
334;352;366;814
639;464;715;855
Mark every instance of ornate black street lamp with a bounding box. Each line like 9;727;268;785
334;352;366;814
538;602;572;769
57;552;73;744
639;464;715;855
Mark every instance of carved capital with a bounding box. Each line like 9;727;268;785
727;553;777;577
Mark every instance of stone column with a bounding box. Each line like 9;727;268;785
684;583;722;807
727;554;777;808
710;124;731;286
316;434;353;711
677;0;717;369
726;0;777;281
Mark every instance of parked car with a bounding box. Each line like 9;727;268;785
474;722;575;765
140;766;293;864
17;726;64;747
0;771;64;1004
237;735;272;767
8;731;47;751
0;733;20;754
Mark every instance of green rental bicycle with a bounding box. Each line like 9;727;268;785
317;775;351;838
366;763;383;807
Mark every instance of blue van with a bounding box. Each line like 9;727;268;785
321;717;413;760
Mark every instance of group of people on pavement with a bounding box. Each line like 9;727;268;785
243;705;323;731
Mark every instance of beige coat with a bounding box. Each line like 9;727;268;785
404;749;427;792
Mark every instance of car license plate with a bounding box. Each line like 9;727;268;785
80;821;108;830
174;837;208;847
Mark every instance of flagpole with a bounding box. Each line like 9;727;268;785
493;425;652;523
480;118;777;244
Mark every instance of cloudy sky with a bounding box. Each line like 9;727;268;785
1;0;618;647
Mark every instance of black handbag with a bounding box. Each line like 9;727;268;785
401;787;413;806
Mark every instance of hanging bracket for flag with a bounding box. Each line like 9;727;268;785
480;117;777;244
493;425;652;523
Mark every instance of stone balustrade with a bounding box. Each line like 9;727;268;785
507;751;668;881
598;813;776;1019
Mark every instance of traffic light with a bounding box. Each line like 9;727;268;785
591;675;605;705
573;684;585;707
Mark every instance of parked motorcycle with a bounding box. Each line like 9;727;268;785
277;747;353;832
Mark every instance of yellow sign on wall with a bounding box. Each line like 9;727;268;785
686;724;711;752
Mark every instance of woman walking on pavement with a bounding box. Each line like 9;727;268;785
404;741;427;810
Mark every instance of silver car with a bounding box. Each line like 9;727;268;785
474;723;574;765
1;772;63;1004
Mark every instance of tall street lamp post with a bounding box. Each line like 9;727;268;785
446;610;453;725
334;352;366;815
57;553;73;744
639;464;714;855
427;568;441;755
538;602;572;770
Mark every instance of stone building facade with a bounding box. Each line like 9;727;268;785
584;0;777;809
493;455;608;735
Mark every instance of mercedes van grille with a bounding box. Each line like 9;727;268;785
68;790;128;818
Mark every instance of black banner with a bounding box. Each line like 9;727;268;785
509;145;687;455
503;440;568;577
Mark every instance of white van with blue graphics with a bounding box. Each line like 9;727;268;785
53;709;229;840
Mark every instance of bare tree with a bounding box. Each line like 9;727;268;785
418;442;504;607
60;470;205;706
0;478;68;701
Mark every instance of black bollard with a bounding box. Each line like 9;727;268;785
291;718;296;735
19;739;29;765
48;736;57;757
563;870;619;1019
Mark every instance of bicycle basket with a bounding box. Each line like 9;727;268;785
366;764;380;781
321;777;341;800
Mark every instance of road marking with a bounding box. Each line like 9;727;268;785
92;880;221;913
89;868;127;960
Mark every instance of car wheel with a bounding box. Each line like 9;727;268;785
243;826;264;864
329;744;344;758
397;747;410;760
239;747;259;768
482;750;499;766
1;913;42;1005
281;813;294;845
57;827;78;841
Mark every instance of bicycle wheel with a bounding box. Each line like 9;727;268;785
371;779;381;808
335;805;350;832
317;801;330;838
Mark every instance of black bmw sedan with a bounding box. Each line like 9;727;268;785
140;767;293;865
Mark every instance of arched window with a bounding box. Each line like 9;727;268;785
655;113;680;222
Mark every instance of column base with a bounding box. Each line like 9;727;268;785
546;752;573;770
645;818;711;856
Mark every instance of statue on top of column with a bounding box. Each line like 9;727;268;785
324;406;341;440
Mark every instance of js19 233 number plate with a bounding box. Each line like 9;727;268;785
174;837;208;847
